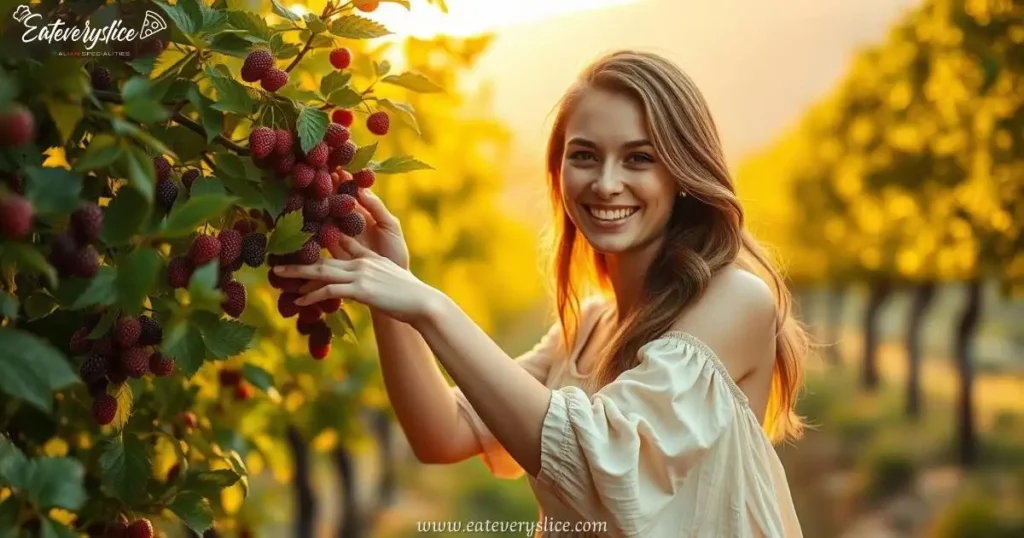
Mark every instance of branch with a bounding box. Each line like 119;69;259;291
92;90;251;156
284;2;351;73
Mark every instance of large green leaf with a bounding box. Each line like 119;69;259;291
271;0;301;22
116;248;162;316
319;71;352;98
2;243;57;288
296;106;329;154
160;194;238;238
381;71;443;93
344;142;377;173
153;0;198;34
55;266;118;310
378;99;420;135
73;134;123;172
181;469;241;499
242;364;273;392
102;187;150;246
373;155;433;175
0;436;27;487
266;210;311;255
188;85;224;144
329;14;390;39
23;166;83;215
193;312;255;360
170;492;214;534
98;434;150;502
116;146;156;201
161;320;206;378
0;328;79;412
20;457;86;510
0;293;17;321
327;87;362;108
206;67;256;116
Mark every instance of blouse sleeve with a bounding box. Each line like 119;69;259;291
452;316;565;479
535;333;743;536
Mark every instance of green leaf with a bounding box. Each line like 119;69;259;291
378;98;420;135
23;166;83;215
0;499;18;536
345;142;377;173
266;210;312;255
327;87;362;108
45;100;84;145
20;457;86;510
190;177;225;197
206;67;256;116
73;134;122;172
0;436;27;487
161;321;206;378
41;518;79;538
117;249;162;316
98;434;150;502
329;14;390;39
208;32;253;58
0;293;18;321
319;71;352;100
129;56;158;76
226;10;273;41
310;34;335;49
170;492;214;534
55;266;118;310
181;469;241;499
305;13;327;34
325;309;357;342
160;194;238;238
116;146;156;201
108;382;133;431
271;0;301;22
296;106;329;154
218;175;263;208
86;307;119;340
112;120;173;158
187;85;224;144
3;243;57;288
154;0;197;34
193;312;255;359
23;291;58;321
122;77;169;124
242;363;273;392
373;155;433;175
269;34;301;59
261;180;289;218
187;260;222;313
213;152;249;180
381;71;443;93
374;60;392;77
102;187;150;246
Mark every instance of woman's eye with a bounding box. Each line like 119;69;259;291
568;151;596;162
626;153;654;164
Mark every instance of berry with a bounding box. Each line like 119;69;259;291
91;336;114;358
234;382;254;401
309;321;332;347
92;394;117;425
241;48;274;82
309;169;333;199
318;298;342;313
121;348;150;378
329;141;357;168
278;292;300;317
0;194;33;240
324;122;350;148
90;67;113;91
189;235;221;266
155;178;178;212
71;203;103;245
138;38;164;57
0;104;34;147
70;328;91;355
329;48;352;70
114;317;141;348
261;68;289;92
182;168;200;190
253;153;274;170
149;353;175;377
309;341;331;360
296;240;321;265
138;316;163;346
71;245;100;279
292;162;316;189
332;108;354;127
353;168;375;189
126;519;153;538
305;142;329;168
106;515;130;537
219;368;242;386
268;272;304;292
338;211;366;237
367;111;390;135
222;280;246;318
80;353;109;382
274;151;297;176
355;0;380;13
181;411;198;430
329;194;356;218
3;172;24;194
317;222;342;248
153;156;171;182
285;192;305;214
301;220;321;238
274;129;295;156
303;196;330;222
168;256;193;289
248;127;275;159
218;228;243;266
338;180;358;197
241;232;267;267
107;363;128;385
233;219;257;235
298;305;322;325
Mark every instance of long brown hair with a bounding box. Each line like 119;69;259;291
540;50;808;443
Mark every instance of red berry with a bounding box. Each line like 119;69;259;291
138;316;163;346
189;235;221;266
338;180;358;197
278;292;300;318
352;168;375;189
0;194;33;241
242;48;274;82
318;298;342;313
149;352;175;377
155;178;179;212
338;211;366;237
106;514;129;537
218;228;243;266
70;245;100;279
182;411;198;429
274;152;297;176
331;109;354;127
274;129;295;156
303;196;330;222
261;68;289;92
295;240;321;265
121;347;150;378
219;368;242;386
168;256;193;289
292;162;316;189
153;156;171;182
70;203;103;245
329;48;352;70
366;111;389;135
268;272;305;292
182;168;200;190
355;0;379;12
329;141;357;168
298;305;322;325
285;192;305;215
309;341;331;360
126;518;153;538
222;280;247;318
234;382;254;401
0;104;35;147
233;219;256;235
248;127;275;159
305;142;329;168
90;67;113;91
241;232;267;267
309;169;333;199
92;394;117;425
114;317;141;348
91;336;114;358
138;38;165;58
317;222;342;248
70;328;91;355
324;123;349;148
80;353;109;382
329;194;356;218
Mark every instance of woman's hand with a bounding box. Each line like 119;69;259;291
273;235;442;326
344;188;410;270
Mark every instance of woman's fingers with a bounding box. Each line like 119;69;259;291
273;261;353;281
337;234;375;258
295;282;355;306
357;189;399;231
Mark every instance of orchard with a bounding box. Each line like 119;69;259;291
0;0;445;535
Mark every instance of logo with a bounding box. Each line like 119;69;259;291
11;4;169;54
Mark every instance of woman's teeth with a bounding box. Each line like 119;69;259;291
587;206;639;221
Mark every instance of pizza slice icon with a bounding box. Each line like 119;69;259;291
139;10;167;40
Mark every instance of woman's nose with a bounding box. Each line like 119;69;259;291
591;162;624;197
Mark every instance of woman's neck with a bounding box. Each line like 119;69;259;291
602;234;665;323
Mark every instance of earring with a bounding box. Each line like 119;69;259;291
678;191;687;198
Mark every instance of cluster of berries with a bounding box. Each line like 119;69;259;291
241;48;289;93
153;155;203;214
46;203;104;279
71;314;172;425
218;366;255;401
98;513;153;538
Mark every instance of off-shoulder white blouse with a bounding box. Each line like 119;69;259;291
452;295;803;538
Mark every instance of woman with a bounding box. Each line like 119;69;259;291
275;50;807;537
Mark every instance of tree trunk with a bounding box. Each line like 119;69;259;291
826;283;847;366
905;281;937;420
861;280;892;391
954;279;981;468
286;426;317;538
334;445;361;538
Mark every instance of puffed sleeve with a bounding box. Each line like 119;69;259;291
535;332;743;536
452;316;565;479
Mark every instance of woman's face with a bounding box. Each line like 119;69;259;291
560;88;678;256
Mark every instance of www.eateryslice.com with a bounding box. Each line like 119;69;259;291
415;518;608;535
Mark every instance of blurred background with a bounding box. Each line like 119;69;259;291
214;0;1023;537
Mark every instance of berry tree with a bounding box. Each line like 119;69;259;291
0;0;445;535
